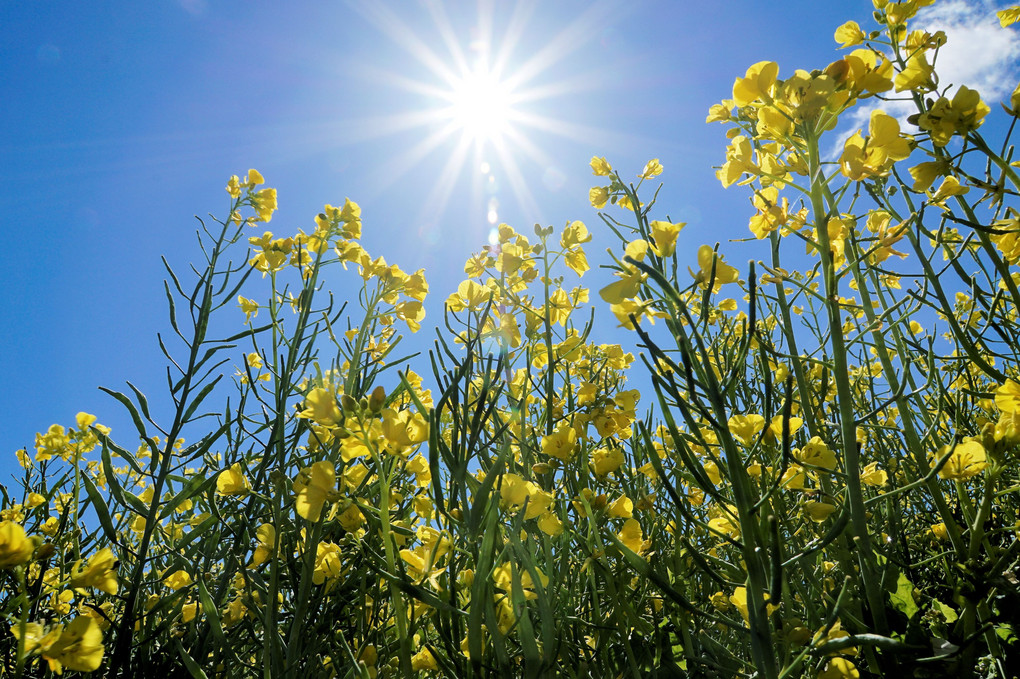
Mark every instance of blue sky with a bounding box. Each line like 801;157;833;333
3;0;1017;472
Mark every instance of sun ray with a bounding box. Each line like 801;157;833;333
501;1;618;92
418;132;475;227
348;1;457;86
423;0;471;79
338;0;624;244
491;137;542;222
362;124;460;198
490;0;537;77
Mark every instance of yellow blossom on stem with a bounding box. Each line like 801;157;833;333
995;379;1020;413
834;20;866;48
70;547;119;595
164;569;193;591
590;156;613;176
617;518;649;555
691;245;739;292
860;462;889;487
819;657;860;679
934;439;988;480
216;463;250;497
541;422;578;462
42;616;105;674
732;61;779;107
894;52;934;92
728;414;766;446
639;158;663;179
795;437;838;471
648;220;685;257
0;521;35;568
998;7;1020;27
294;461;337;522
297;387;343;427
929;175;969;206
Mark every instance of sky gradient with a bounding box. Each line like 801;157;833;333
3;0;1018;471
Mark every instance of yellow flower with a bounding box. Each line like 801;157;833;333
691;245;739;291
499;473;530;509
252;523;276;566
717;134;756;188
834;20;866;48
589;186;609;209
252;187;277;223
164;569;193;591
908;160;948;192
639;158;663;179
929;522;949;541
894;51;933;92
43;616;105;674
226;175;242;199
297;387;343;427
70;548;119;595
494;562;549;598
918;86;990;147
732;61;779;107
765;414;804;442
819;657;860;679
607;495;633;519
411;647;438;671
35;424;70;462
728;414;766;446
934;439;988;480
238;296;259;323
216;463;250;497
999;7;1020;27
708;505;741;539
0;521;35;568
541;423;577;462
591;447;625;476
294;461;337;522
804;501;836;522
313;542;343;585
648;220;685;257
839;110;912;180
930;175;969;205
537;511;564;537
618;518;649;555
590;156;613;176
995;379;1020;414
706;102;731;123
703;460;722;486
729;586;779;625
860;462;889;487
795;437;838;471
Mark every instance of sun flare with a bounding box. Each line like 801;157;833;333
447;67;514;143
345;0;615;238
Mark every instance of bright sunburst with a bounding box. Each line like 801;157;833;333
446;65;515;144
345;0;615;243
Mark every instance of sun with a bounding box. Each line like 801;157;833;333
344;1;615;238
447;66;515;144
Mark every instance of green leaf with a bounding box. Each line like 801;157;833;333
80;472;120;545
159;473;214;520
174;638;210;679
934;600;958;623
181;375;223;423
890;571;918;619
196;577;228;648
100;386;149;442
